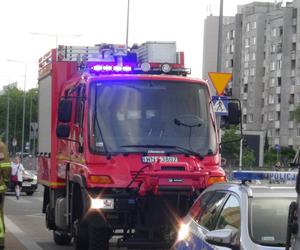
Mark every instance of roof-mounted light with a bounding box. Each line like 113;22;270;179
232;170;298;183
89;64;132;74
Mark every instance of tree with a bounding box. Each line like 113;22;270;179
0;86;38;153
221;126;240;165
292;105;300;122
243;148;255;168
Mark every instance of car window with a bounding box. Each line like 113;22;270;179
190;191;215;219
249;197;294;247
215;194;240;245
195;191;228;231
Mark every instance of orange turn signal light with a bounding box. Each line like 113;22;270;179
90;175;113;184
207;176;226;185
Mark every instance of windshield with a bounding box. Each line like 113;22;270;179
89;80;216;155
249;197;293;247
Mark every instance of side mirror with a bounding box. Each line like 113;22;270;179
58;99;72;123
205;229;238;250
228;102;241;125
56;124;70;138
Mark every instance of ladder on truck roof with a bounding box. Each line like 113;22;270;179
39;42;191;77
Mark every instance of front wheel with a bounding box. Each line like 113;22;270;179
73;220;88;250
53;230;72;245
88;226;110;250
26;191;34;196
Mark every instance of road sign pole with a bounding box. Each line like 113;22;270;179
239;138;243;170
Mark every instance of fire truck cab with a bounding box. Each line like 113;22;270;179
37;42;239;250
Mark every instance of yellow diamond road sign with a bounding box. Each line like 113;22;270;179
208;72;232;96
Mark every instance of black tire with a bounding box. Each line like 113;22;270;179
26;191;34;196
88;227;110;250
73;220;88;250
53;230;72;245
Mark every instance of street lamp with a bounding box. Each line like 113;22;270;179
31;32;83;48
6;59;36;159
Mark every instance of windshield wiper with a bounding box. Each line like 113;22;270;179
121;144;204;159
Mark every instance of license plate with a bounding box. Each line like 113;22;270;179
22;182;31;187
141;156;178;163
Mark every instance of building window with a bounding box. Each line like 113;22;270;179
227;31;230;39
271;61;276;71
278;77;281;87
290;94;295;104
297;128;300;137
268;112;274;121
272;28;277;37
277;94;281;103
232;30;235;38
249;99;254;107
271;44;276;53
252;52;256;61
252;37;256;45
270;78;276;87
246;22;250;32
269;95;275;104
230;44;234;53
252;21;257;29
244;70;249;76
276;111;281;121
278;60;282;69
275;129;280;136
248;114;254;122
245;53;249;62
297;93;300;104
245;38;250;48
250;68;255;76
226;45;230;54
244;62;249;68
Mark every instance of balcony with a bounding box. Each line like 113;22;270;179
291;85;295;94
276;104;280;111
289;104;295;111
292;34;297;43
275;120;280;128
291;51;296;60
277;70;281;77
243;93;248;100
288;137;293;146
243;108;247;115
289;121;294;129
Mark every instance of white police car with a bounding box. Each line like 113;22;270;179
175;171;297;250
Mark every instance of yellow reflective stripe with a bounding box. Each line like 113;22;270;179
0;163;10;168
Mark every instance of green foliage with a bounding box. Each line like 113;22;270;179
0;86;38;152
264;146;296;167
221;126;240;161
292;105;300;122
243;148;255;168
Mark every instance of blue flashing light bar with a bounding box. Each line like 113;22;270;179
89;64;132;73
232;170;298;182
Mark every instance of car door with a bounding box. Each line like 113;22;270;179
176;191;229;250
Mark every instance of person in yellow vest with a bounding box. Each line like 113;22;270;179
0;139;11;249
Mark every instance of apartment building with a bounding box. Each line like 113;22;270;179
203;1;300;149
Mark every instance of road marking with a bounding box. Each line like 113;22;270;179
4;215;43;250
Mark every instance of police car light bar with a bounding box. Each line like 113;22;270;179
232;170;298;183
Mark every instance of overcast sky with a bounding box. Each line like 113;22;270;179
0;0;278;90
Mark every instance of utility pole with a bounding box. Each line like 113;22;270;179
217;0;223;72
29;93;33;153
126;0;130;50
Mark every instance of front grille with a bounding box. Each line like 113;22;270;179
161;166;185;171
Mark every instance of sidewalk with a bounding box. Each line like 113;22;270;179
4;230;26;250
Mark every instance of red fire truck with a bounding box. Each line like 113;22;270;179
37;42;239;250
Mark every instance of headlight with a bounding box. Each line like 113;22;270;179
90;198;114;210
177;223;190;241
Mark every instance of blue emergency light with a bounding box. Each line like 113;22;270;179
232;170;298;182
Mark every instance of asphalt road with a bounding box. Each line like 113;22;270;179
3;185;121;250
